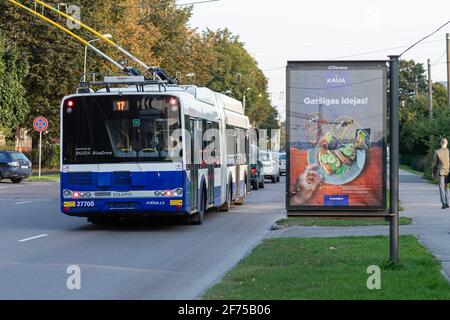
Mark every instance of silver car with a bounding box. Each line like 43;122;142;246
261;151;280;183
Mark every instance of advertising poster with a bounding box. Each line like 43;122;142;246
286;61;387;213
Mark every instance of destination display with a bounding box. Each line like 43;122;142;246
286;61;387;213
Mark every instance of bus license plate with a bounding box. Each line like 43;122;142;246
76;201;95;208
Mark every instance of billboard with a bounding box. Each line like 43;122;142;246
286;61;387;214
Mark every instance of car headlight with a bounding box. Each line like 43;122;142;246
8;161;20;167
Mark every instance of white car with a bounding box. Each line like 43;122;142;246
261;151;281;183
279;152;286;175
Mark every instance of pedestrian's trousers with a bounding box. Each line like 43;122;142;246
440;175;449;205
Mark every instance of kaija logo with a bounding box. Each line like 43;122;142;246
327;76;347;85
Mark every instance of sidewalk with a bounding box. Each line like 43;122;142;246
271;170;450;279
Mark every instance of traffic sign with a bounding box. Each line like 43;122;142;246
33;116;48;133
33;116;48;179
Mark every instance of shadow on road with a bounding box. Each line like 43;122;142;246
67;210;225;233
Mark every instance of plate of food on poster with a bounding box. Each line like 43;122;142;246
307;129;370;185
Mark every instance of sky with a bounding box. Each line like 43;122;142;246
186;0;450;120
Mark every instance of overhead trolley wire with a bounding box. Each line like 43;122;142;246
32;0;154;76
6;0;129;73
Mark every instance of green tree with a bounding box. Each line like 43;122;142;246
204;29;272;126
0;30;29;140
399;59;427;102
260;106;280;130
0;0;274;136
433;82;448;108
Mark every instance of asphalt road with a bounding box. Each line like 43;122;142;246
0;178;285;300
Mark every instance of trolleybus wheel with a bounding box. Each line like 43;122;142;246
190;188;206;225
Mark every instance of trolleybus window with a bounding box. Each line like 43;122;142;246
63;95;181;164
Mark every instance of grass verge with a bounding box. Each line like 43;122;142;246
203;236;450;300
399;164;424;176
27;174;60;182
276;216;412;228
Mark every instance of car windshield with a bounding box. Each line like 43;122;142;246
260;153;271;162
63;95;181;164
9;152;29;162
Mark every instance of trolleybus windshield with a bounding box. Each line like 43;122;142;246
63;95;181;164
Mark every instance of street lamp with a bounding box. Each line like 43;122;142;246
83;34;113;82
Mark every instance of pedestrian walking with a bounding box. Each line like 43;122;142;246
432;138;450;209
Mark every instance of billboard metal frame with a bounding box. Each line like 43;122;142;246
286;60;389;217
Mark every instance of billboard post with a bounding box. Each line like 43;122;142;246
389;56;400;265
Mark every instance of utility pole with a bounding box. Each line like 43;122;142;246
389;55;400;265
447;33;450;107
428;59;433;119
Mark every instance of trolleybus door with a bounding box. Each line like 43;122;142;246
189;118;198;212
204;121;214;207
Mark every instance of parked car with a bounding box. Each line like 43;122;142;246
261;151;280;183
279;152;286;175
250;145;265;190
0;151;32;183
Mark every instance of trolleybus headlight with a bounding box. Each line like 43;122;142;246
155;191;161;197
73;192;81;198
175;188;183;196
63;190;72;198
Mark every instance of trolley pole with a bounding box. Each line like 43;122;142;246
428;59;433;120
389;55;400;265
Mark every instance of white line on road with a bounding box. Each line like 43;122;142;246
18;234;48;243
15;201;33;205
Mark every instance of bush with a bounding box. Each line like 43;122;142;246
29;143;60;169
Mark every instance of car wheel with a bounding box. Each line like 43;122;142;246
271;176;276;183
259;179;265;189
11;178;22;184
252;180;259;190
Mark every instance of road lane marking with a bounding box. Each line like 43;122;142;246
15;201;33;205
18;234;48;243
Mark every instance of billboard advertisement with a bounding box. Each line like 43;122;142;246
286;61;387;214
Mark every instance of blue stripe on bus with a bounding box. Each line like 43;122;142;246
61;171;186;215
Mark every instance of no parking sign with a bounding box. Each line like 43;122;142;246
33;116;48;133
33;116;48;178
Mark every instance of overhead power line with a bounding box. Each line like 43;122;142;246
399;19;450;56
177;0;221;6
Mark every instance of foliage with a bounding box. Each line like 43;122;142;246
399;59;450;171
203;29;272;126
259;105;280;130
0;0;273;139
0;30;29;139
